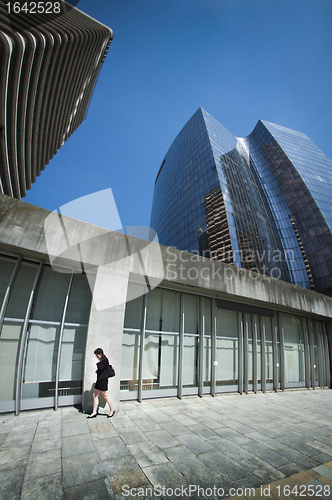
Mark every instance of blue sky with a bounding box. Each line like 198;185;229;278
24;0;332;231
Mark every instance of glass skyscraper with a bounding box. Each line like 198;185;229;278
151;108;332;296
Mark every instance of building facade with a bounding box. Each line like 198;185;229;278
150;109;332;296
0;194;331;415
0;2;112;199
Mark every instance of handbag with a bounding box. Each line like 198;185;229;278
108;364;115;378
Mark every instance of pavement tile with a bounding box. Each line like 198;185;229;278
127;441;169;468
95;436;131;461
183;467;231;500
62;452;106;488
243;442;291;469
25;448;61;480
62;420;90;438
243;431;287;451
0;432;9;446
142;410;173;423
277;464;304;476
0;444;31;465
164;445;209;475
0;458;26;500
215;428;254;445
61;410;86;424
312;465;332;481
278;447;321;470
318;477;332;488
159;420;189;436
142;461;190;491
21;473;64;500
123;409;150;420
199;450;253;482
212;438;254;461
291;469;321;484
30;434;61;453
177;433;215;455
117;426;149;445
108;414;136;430
239;455;285;482
62;433;97;458
277;437;326;457
191;423;222;440
145;429;180;449
64;478;115;499
302;479;332;500
2;429;36;448
193;416;224;430
134;417;162;432
170;413;198;426
103;455;149;494
310;442;332;457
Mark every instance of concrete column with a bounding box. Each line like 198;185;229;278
302;317;310;389
252;315;258;393
211;299;216;397
260;316;266;393
323;322;331;389
238;312;244;395
316;322;325;388
308;320;316;388
82;263;129;413
177;293;184;399
243;313;249;394
277;313;285;391
198;296;204;398
138;294;147;403
272;316;278;391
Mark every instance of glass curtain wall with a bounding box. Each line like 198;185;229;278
120;284;330;401
0;254;92;414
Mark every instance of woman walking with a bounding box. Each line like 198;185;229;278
87;348;115;418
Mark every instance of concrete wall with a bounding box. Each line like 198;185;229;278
1;194;332;408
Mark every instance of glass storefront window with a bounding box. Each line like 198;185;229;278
216;309;238;387
183;335;199;387
119;286;331;402
264;317;273;382
5;261;39;318
121;331;140;392
184;293;199;334
0;321;23;405
0;255;92;412
0;256;17;305
59;326;88;396
32;267;70;322
282;313;305;385
22;324;60;400
65;273;92;325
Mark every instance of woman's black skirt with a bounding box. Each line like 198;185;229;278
95;379;108;391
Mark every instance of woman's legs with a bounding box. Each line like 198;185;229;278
90;389;100;416
102;390;114;416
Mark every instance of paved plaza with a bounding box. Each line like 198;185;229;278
1;390;332;500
